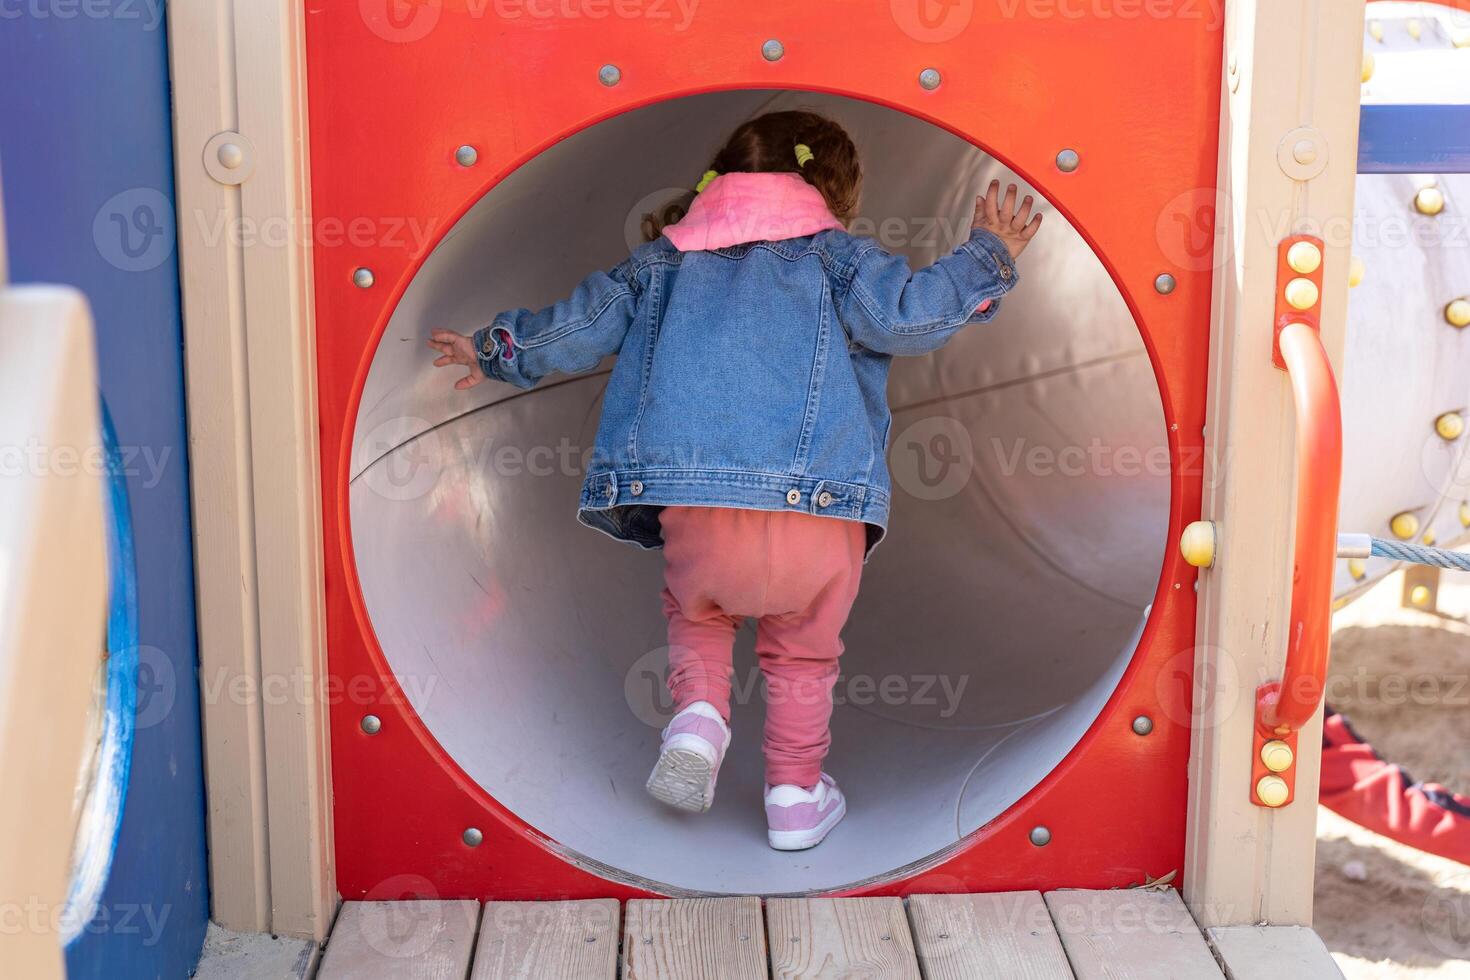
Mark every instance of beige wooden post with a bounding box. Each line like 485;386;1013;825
167;0;334;940
0;287;108;980
1185;0;1365;926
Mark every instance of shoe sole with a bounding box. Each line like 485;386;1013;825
768;797;847;851
646;748;717;813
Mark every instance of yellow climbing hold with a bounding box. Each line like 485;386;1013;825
1390;511;1420;540
1180;521;1216;569
1348;558;1367;581
1415;187;1446;216
1410;584;1432;608
1286;241;1322;275
1446;299;1470;328
1257;775;1290;808
1436;412;1465;441
1284;277;1319;310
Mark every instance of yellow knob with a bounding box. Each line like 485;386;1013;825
1284;277;1320;310
1257;775;1290;808
1286;241;1322;275
1260;739;1294;773
1180;520;1216;569
1368;20;1384;41
1411;584;1432;607
1446;299;1470;328
1415;187;1446;216
1349;256;1366;287
1423;530;1437;546
1348;558;1367;581
1436;412;1465;441
1390;511;1420;540
1407;18;1422;40
1460;501;1470;528
1362;51;1375;82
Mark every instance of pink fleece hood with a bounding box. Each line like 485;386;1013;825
662;172;845;252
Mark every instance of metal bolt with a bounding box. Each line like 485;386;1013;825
455;145;479;167
1154;273;1177;295
762;39;784;62
1131;715;1154;736
352;267;375;289
918;68;942;91
217;143;244;170
1056;148;1080;173
599;64;622;86
1029;825;1052;847
585;936;597;943
462;827;484;847
360;714;382;735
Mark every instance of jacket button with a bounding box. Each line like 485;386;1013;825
817;491;833;508
481;337;495;355
785;488;801;506
630;480;644;496
1000;265;1013;280
606;484;616;499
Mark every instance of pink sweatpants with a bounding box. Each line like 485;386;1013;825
659;505;866;788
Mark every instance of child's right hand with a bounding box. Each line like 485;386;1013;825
427;329;487;390
973;180;1043;260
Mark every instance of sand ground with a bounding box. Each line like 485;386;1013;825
1317;571;1470;977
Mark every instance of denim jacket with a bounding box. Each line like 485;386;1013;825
473;180;1019;556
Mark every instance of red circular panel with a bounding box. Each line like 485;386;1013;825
307;2;1220;899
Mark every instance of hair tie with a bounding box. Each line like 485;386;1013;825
695;170;719;193
794;144;814;168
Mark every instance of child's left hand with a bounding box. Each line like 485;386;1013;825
427;329;486;390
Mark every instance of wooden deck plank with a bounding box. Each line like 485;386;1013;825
1205;925;1344;979
471;900;619;980
1045;889;1224;979
766;897;920;979
318;900;480;980
623;897;768;980
908;892;1073;980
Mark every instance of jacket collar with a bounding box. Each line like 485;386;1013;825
662;172;845;252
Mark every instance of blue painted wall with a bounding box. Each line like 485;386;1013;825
0;6;210;979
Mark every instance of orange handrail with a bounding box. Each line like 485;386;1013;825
1257;319;1343;735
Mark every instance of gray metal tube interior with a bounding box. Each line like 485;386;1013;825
349;91;1169;894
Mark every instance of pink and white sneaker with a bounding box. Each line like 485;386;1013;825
764;773;847;850
646;701;731;813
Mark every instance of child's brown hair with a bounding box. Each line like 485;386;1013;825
643;110;862;241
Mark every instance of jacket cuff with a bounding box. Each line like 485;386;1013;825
960;227;1020;294
473;324;505;380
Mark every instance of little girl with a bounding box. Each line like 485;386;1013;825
429;110;1041;851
